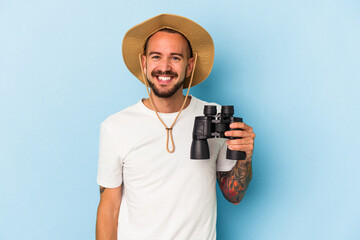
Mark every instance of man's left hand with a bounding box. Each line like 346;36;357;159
225;122;255;161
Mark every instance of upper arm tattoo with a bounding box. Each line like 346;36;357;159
100;186;106;194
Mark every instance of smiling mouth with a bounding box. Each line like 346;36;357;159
151;70;178;85
155;75;175;84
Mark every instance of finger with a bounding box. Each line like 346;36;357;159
226;138;254;145
229;122;253;131
228;144;254;152
225;130;256;138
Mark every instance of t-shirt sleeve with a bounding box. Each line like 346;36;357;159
96;122;123;188
216;139;237;172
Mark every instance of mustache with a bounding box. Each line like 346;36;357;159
151;70;178;77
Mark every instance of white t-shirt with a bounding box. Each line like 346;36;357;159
97;96;236;240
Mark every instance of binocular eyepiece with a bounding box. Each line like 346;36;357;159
203;105;234;116
190;105;246;160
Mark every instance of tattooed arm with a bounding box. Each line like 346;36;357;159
217;159;252;204
96;185;122;240
217;122;255;204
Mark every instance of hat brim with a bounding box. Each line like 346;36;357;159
122;14;214;88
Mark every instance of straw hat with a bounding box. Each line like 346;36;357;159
122;13;214;88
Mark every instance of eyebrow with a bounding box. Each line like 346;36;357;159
149;51;184;58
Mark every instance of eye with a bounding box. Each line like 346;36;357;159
151;55;160;59
172;56;181;61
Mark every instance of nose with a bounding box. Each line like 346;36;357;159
158;58;171;72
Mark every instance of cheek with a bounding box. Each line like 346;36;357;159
148;61;159;69
145;63;155;74
176;63;187;73
183;65;190;76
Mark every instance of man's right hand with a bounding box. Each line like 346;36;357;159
96;185;122;240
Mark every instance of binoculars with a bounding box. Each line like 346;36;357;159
190;105;246;160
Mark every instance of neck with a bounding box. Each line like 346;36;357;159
142;89;191;113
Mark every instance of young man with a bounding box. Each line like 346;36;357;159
96;14;255;240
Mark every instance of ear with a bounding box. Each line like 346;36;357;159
186;57;195;78
141;54;147;73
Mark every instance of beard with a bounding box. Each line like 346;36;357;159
147;70;185;98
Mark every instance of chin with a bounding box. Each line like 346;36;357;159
148;78;185;99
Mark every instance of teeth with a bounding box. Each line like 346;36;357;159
158;76;171;81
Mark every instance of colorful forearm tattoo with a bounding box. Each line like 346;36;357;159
217;160;252;204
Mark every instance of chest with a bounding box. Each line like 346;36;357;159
120;117;222;192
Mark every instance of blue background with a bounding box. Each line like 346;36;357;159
1;0;359;239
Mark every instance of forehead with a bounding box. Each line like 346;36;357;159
146;31;189;55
